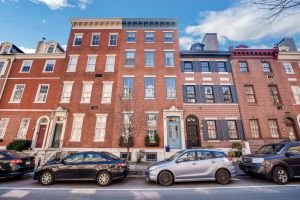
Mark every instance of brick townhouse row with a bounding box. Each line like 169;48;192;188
0;18;300;162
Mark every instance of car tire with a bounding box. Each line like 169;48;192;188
158;171;173;186
216;169;231;185
97;171;112;186
39;171;54;186
272;166;289;185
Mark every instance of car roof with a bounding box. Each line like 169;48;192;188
184;148;225;152
262;141;300;146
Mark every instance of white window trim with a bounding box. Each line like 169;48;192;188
0;118;9;139
80;81;94;104
94;114;108;142
0;60;8;75
16;118;30;139
291;86;300;104
283;63;295;74
85;55;97;72
73;33;83;46
105;55;116;72
90;33;100;46
60;81;74;103
67;55;79;72
9;84;25;103
34;84;50;103
43;60;56;73
101;81;114;104
70;113;85;142
19;60;33;73
108;33;118;46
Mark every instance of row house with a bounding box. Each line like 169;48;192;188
180;35;245;150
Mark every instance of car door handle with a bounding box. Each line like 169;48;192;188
211;161;216;163
192;163;197;165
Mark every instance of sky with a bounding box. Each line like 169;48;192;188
1;0;300;53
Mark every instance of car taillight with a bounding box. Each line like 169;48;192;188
10;159;23;165
116;163;126;167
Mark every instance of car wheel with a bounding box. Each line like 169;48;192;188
158;171;173;186
97;171;112;186
39;171;54;186
272;166;289;185
216;169;231;185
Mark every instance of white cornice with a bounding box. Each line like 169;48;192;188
71;18;122;29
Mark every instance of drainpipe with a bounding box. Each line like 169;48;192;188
0;56;16;100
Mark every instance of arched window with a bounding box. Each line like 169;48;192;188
39;117;48;124
47;45;55;53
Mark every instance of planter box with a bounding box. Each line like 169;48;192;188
145;142;159;146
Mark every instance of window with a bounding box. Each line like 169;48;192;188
218;62;227;72
122;113;133;135
105;55;116;72
239;62;249;72
186;85;196;103
222;86;232;103
291;86;300;104
35;84;49;103
91;34;100;46
20;60;32;73
43;60;55;72
64;153;85;163
200;62;209;72
144;77;155;98
197;151;213;160
70;114;84;142
73;34;82;46
146;113;157;142
0;118;9;139
244;85;256;103
144;51;155;66
164;32;173;42
47;45;55;53
262;62;271;73
269;85;281;103
204;86;214;103
145;32;154;42
283;63;294;74
81;82;93;103
94;114;108;142
250;119;260;138
287;146;300;155
207;120;217;140
177;151;196;162
86;55;97;72
101;81;113;104
109;34;118;46
123;77;134;98
2;46;10;54
17;118;30;139
227;120;238;139
184;62;193;72
67;56;78;72
268;119;279;138
60;81;73;103
120;152;131;161
0;61;5;75
166;77;176;98
165;51;174;66
146;152;157;161
213;151;226;158
85;153;107;162
126;32;136;42
125;51;135;66
10;84;25;103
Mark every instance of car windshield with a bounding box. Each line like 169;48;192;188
166;150;185;161
257;144;285;154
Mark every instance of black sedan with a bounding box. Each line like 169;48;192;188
0;150;35;179
34;151;129;186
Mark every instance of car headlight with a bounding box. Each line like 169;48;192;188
252;158;264;163
148;166;158;171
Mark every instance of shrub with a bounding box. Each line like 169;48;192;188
6;140;31;151
154;134;160;144
206;144;215;149
231;142;242;151
227;150;236;158
144;135;150;144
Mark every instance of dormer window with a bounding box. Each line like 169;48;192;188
47;45;55;53
3;46;10;54
195;45;201;50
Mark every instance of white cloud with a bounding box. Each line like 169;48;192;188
179;37;196;50
30;0;72;10
184;2;300;43
77;0;92;10
19;47;36;54
41;19;47;23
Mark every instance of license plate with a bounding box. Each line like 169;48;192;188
26;161;31;165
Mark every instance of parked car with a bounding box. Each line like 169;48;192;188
145;149;236;186
33;151;129;186
0;150;35;179
239;141;300;184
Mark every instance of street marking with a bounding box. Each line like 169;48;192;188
0;185;300;191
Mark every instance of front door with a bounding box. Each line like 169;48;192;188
36;125;46;148
51;123;63;148
186;116;200;149
167;116;182;149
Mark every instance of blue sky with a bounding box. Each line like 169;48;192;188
1;0;299;52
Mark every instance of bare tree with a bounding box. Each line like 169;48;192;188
247;0;300;21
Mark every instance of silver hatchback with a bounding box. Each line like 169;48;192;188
145;149;236;186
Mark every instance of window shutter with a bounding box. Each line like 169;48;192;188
182;85;188;103
198;61;202;72
198;85;206;103
192;61;197;72
196;85;201;103
202;120;208;140
216;120;224;140
237;120;245;140
231;85;238;103
208;61;215;72
222;120;229;140
180;61;185;72
225;61;232;72
213;85;220;103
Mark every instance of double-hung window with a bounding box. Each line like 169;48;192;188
81;82;93;103
200;62;209;72
250;119;260;138
165;51;174;66
291;86;300;104
222;86;232;103
67;55;78;72
164;32;173;42
17;118;30;139
10;84;25;103
269;119;279;138
239;62;249;72
268;85;281;103
101;81;113;104
0;118;9;139
127;32;136;42
35;84;49;103
109;33;118;46
123;77;134;98
0;61;5;75
283;63;295;74
60;81;73;103
105;55;116;72
166;77;176;98
186;85;196;103
204;86;214;103
70;114;84;142
244;85;256;103
145;32;154;42
146;113;157;142
91;34;100;46
43;60;55;72
20;60;32;73
145;51;155;66
125;51;135;66
184;62;193;72
144;77;155;98
86;55;97;72
207;120;217;140
94;114;108;142
262;62;271;73
73;34;83;46
218;62;227;72
227;120;238;139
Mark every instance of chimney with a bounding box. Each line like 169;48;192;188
35;37;47;54
202;33;219;51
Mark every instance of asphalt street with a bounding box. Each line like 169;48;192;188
1;174;300;200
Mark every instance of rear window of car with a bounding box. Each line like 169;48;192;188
213;151;226;158
257;144;285;154
102;152;120;160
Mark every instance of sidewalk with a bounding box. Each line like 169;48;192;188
128;162;246;178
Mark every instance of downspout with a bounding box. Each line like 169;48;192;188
0;56;16;100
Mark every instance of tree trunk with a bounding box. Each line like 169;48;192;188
126;146;130;161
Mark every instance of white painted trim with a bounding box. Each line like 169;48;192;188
204;117;218;120
125;49;136;51
144;49;156;51
102;81;114;84
0;109;53;112
145;31;155;32
123;75;135;77
19;60;33;73
6;77;60;80
184;83;196;85
163;49;175;51
164;75;176;77
163;31;174;32
224;117;239;120
122;111;134;114
43;60;56;73
144;75;156;77
145;111;159;114
34;84;50;104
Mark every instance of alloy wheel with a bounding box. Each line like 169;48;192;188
277;169;288;183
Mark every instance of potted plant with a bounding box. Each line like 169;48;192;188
136;149;145;163
144;134;160;146
165;145;170;152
